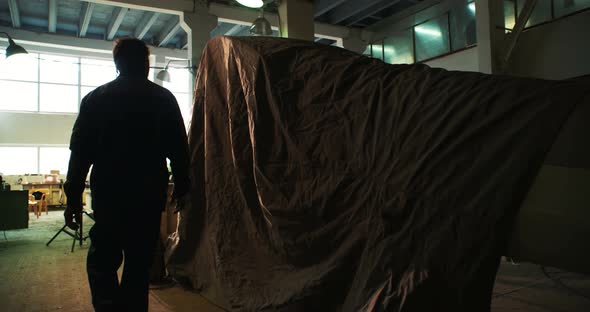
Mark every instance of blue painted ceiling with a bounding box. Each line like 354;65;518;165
0;0;425;49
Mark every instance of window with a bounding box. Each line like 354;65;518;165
414;14;451;62
554;0;590;17
163;67;189;93
371;42;384;60
0;53;38;82
40;84;79;113
39;147;70;175
0;147;38;175
81;58;117;87
362;45;371;57
450;2;477;49
504;0;517;30
505;0;590;31
40;54;79;84
0;52;125;113
517;0;553;27
383;30;414;64
81;86;95;100
0;146;70;175
163;66;192;128
0;80;38;111
0;53;39;111
38;54;80;113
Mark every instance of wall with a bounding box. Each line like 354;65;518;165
368;0;480;72
0;112;76;145
368;0;453;39
508;9;590;80
424;47;479;72
369;0;590;79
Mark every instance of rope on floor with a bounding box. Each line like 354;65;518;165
541;266;590;301
198;294;230;312
493;265;590;300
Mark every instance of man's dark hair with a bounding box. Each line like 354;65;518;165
112;37;150;75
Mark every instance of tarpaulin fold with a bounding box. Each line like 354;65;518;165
166;36;589;311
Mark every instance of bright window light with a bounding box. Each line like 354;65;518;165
39;147;70;174
468;2;476;14
236;0;264;8
0;147;38;175
81;58;116;87
0;53;38;81
40;83;78;113
414;26;442;37
0;80;38;111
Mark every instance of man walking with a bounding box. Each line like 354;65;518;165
64;38;190;311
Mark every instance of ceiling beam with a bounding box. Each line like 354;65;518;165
7;0;21;28
328;0;386;24
84;0;354;41
48;0;57;33
345;0;401;26
106;7;129;40
85;0;194;15
209;2;352;40
158;17;181;47
225;24;243;36
314;0;349;17
79;2;95;37
0;25;187;59
135;12;160;40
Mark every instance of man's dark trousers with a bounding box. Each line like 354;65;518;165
86;198;163;312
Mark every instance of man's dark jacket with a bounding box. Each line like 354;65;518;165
65;74;190;214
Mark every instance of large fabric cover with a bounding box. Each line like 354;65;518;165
166;37;590;311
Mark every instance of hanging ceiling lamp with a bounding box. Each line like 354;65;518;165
234;0;274;36
0;32;28;59
250;8;273;36
156;59;195;82
236;0;264;8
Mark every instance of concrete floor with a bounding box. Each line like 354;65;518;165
1;211;589;311
0;211;224;312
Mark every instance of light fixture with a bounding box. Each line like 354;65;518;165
236;0;264;8
414;26;442;38
468;2;476;14
0;32;28;59
156;59;195;82
156;69;171;82
250;9;273;36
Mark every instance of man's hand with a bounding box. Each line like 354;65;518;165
64;203;82;230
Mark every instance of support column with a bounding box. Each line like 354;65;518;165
475;0;505;74
278;0;314;41
180;7;218;72
180;1;218;92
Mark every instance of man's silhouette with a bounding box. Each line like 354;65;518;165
64;38;190;311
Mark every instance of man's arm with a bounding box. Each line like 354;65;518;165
165;93;190;201
64;96;95;228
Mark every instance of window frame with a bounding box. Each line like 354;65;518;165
0;144;70;176
0;52;118;114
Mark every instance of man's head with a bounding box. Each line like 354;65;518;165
112;37;150;77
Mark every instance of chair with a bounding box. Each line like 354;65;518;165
38;193;48;215
28;194;39;218
31;190;49;216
